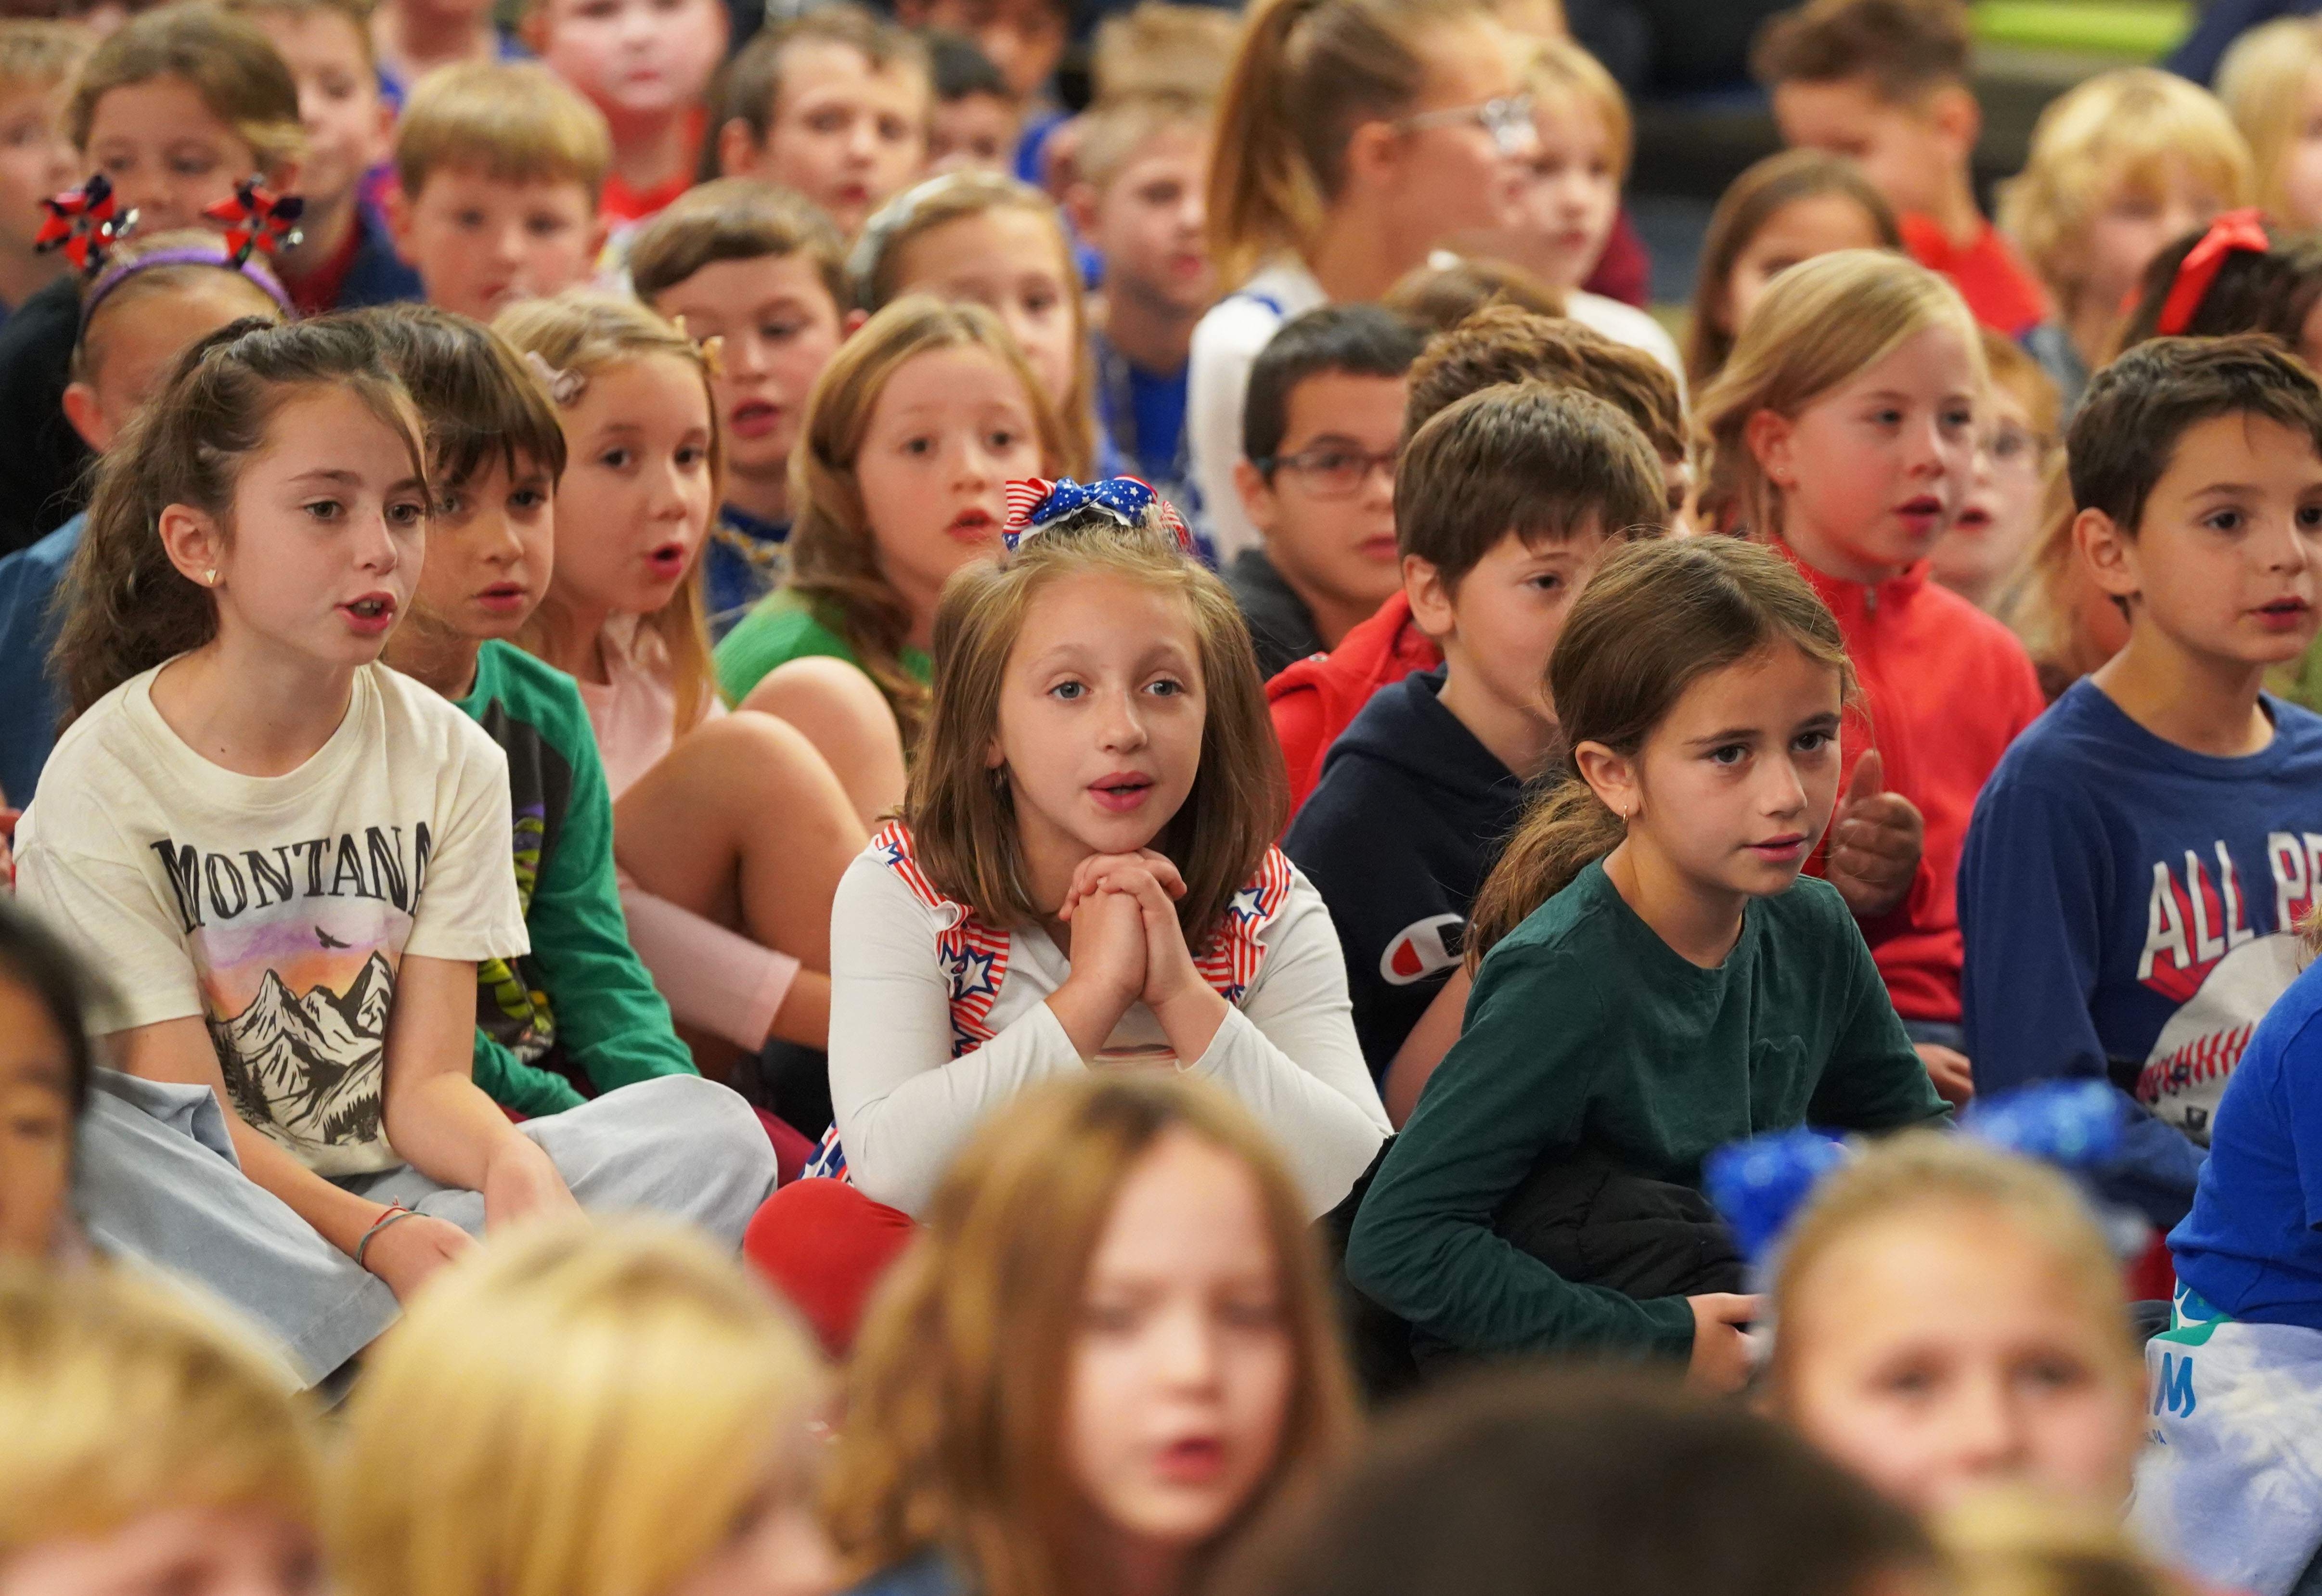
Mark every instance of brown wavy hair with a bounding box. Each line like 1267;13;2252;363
494;292;724;734
904;504;1284;941
785;295;1066;747
826;1073;1360;1596
1466;536;1853;959
55;315;425;721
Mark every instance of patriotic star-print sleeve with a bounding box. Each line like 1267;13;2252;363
826;853;1088;1218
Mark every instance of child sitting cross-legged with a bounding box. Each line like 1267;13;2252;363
629;179;851;643
494;292;867;1098
745;484;1391;1351
1961;334;2322;1238
16;318;776;1388
387;61;611;325
1269;305;1692;816
1227;304;1427;681
1286;382;1667;1120
1346;536;1950;1389
361;304;706;1125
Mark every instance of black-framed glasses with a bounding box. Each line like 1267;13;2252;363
1257;445;1400;498
1395;92;1537;156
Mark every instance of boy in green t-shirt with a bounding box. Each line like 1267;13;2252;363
363;304;700;1116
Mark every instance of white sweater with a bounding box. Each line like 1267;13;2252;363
1184;259;1329;566
826;846;1392;1219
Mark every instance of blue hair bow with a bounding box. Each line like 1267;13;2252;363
1702;1080;2126;1264
1001;475;1194;553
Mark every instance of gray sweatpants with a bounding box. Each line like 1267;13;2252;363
75;1069;779;1387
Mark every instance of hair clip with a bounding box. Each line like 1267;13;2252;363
522;348;587;406
664;314;727;378
1001;476;1195;553
2154;208;2270;336
35;174;133;275
201;178;303;269
1703;1080;2126;1265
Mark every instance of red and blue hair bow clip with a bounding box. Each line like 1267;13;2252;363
1001;475;1195;554
34;174;131;274
2153;207;2271;335
203;179;303;269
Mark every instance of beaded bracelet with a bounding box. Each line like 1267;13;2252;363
355;1203;419;1269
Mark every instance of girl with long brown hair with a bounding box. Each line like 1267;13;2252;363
1344;536;1947;1394
1184;0;1535;563
741;484;1387;1355
826;1072;1361;1596
713;296;1068;822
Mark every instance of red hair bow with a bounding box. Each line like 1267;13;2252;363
34;174;129;273
202;179;303;269
2154;208;2271;336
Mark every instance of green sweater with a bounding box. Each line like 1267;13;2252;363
1345;859;1947;1361
713;587;933;706
456;641;697;1115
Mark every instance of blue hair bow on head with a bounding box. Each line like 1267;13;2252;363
1702;1080;2127;1265
1001;475;1195;553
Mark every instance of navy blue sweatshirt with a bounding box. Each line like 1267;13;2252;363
1284;668;1527;1077
1960;678;2322;1230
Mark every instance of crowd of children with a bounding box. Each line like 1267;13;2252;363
10;0;2322;1588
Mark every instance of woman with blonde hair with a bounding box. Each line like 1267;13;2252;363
1997;68;2255;410
827;1072;1362;1596
0;1263;319;1595
1185;0;1536;561
1694;248;2045;1102
334;1221;834;1596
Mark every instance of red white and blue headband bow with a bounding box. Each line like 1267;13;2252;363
1000;475;1194;553
35;174;131;274
1703;1080;2126;1264
202;178;303;270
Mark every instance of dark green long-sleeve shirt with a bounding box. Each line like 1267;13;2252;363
455;641;697;1115
1346;858;1947;1361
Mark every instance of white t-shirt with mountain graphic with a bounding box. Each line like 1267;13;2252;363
18;660;529;1175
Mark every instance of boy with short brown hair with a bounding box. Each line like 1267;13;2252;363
526;0;724;225
629;179;851;637
1752;0;2048;337
1270;307;1692;814
712;4;929;239
388;59;610;322
225;0;424;313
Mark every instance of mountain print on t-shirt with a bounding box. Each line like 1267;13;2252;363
150;823;433;1174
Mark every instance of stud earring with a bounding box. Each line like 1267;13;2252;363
203;569;217;585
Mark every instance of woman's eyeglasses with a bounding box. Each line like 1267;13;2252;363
1394;93;1538;156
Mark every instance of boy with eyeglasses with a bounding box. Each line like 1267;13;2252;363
1230;304;1428;680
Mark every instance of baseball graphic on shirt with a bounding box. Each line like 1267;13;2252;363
2139;931;2302;1143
